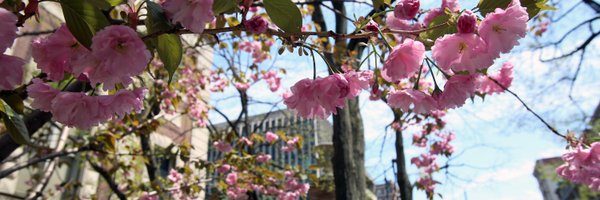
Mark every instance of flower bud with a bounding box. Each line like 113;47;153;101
394;0;420;20
457;10;477;34
364;20;380;32
243;15;269;34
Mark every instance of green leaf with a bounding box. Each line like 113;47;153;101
0;100;29;145
213;0;239;15
156;34;183;83
60;0;110;48
373;0;384;9
107;0;125;6
145;1;173;35
263;0;302;33
477;0;511;16
419;14;456;47
88;0;111;10
1;94;24;114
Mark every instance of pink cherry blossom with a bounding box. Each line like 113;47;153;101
432;33;495;73
214;141;233;153
314;74;350;114
364;20;379;32
556;142;600;191
239;137;253;146
225;172;238;185
0;7;17;51
167;169;183;183
162;0;214;33
411;153;438;174
239;41;271;63
457;10;477;34
0;54;24;91
344;70;373;97
234;82;250;91
416;177;437;193
27;78;60;112
478;0;528;54
32;25;88;81
216;164;231;173
244;15;269;34
388;89;438;114
284;79;327;119
382;39;425;82
256;154;272;163
441;0;460;12
476;62;514;94
386;13;421;31
436;74;478;109
89;25;151;90
50;92;103;129
263;70;281;92
96;88;147;119
394;0;420;20
265;131;279;143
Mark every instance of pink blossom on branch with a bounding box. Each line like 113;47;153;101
478;0;528;54
394;0;420;20
88;25;151;90
161;0;215;33
0;7;17;51
436;74;478;109
388;89;438;114
27;78;60;112
382;39;425;82
432;33;495;73
441;0;460;12
32;25;88;81
476;62;514;94
457;10;477;34
265;131;279;143
244;15;269;34
0;54;24;91
556;142;600;191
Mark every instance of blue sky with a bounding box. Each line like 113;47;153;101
207;0;600;199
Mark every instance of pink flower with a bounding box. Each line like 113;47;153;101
478;0;528;54
386;13;421;31
265;131;279;143
162;0;215;33
0;8;17;51
314;74;350;114
556;142;600;191
344;70;373;97
26;78;60;112
239;137;253;146
256;154;272;163
214;141;233;153
225;172;238;185
96;88;147;119
235;82;250;91
388;89;438;114
441;0;460;12
32;24;87;81
416;177;437;193
431;33;495;73
364;20;379;32
263;70;281;92
167;169;183;183
394;0;420;20
382;39;425;82
411;153;438;173
284;79;327;119
89;25;151;90
244;15;269;34
51;92;103;129
216;164;231;173
0;54;24;91
457;10;477;34
436;74;477;109
476;62;514;94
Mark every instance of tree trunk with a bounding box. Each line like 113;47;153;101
393;111;413;200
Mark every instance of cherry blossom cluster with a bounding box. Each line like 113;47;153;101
211;132;311;199
0;8;24;91
284;70;373;119
556;142;600;191
27;24;149;129
238;40;273;64
161;0;215;34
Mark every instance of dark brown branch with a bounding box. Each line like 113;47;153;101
0;147;90;179
87;159;127;200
